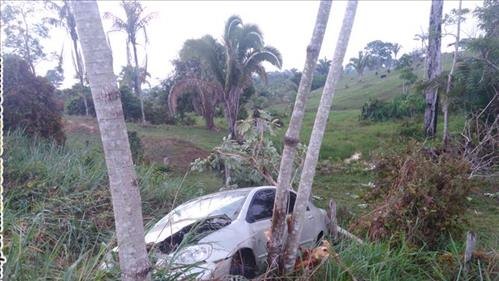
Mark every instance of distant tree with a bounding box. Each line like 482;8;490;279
423;0;443;137
104;0;155;124
70;1;151;280
442;0;467;144
364;40;393;69
316;57;331;75
3;54;65;144
45;48;65;88
1;2;51;73
399;67;418;93
46;0;91;115
392;43;402;61
347;50;369;81
174;17;282;139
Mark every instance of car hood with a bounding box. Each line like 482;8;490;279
145;217;197;244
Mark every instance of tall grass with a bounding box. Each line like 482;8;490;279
3;130;221;280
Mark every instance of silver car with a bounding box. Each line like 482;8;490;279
145;186;328;280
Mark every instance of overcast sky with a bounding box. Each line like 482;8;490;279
33;0;482;89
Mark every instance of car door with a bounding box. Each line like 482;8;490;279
246;189;275;269
288;191;316;247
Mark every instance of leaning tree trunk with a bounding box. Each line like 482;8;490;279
132;41;147;125
282;0;358;274
267;0;332;272
70;2;151;280
424;0;443;137
442;0;462;146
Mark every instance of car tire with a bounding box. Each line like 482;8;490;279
229;249;256;279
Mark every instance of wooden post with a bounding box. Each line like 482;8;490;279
464;231;476;275
326;199;338;241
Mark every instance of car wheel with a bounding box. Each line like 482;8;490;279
229;249;256;279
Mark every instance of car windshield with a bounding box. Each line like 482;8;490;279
162;189;249;223
145;189;250;244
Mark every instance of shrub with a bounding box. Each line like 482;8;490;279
360;94;424;122
352;143;477;249
128;131;144;163
3;54;65;144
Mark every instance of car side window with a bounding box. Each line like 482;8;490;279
287;192;296;213
288;191;310;212
246;189;275;223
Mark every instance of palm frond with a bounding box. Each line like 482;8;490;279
224;15;243;44
244;46;283;70
169;78;223;114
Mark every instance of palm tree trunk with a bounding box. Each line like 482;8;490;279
282;0;358;273
70;2;151;280
132;41;146;125
72;37;90;116
225;87;241;139
424;0;443;137
267;0;332;272
443;0;462;145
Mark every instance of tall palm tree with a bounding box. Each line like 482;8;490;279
283;0;358;273
347;50;369;81
47;0;90;115
171;16;282;139
70;1;150;280
104;0;155;124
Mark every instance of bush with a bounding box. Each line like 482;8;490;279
3;54;65;144
128;131;144;163
360;94;424;122
352;143;477;249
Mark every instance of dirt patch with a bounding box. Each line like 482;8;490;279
141;137;209;170
64;118;99;135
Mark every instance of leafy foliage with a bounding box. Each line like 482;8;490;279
1;2;52;73
360;94;424;122
3;54;65;144
352;143;477;248
192;110;305;187
128;131;144;163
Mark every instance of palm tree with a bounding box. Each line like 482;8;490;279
267;0;332;272
283;0;358;273
70;1;151;280
47;0;90;115
172;16;282;139
316;57;331;75
392;43;402;60
104;0;155;124
347;50;369;81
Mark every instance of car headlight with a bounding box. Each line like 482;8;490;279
175;244;213;264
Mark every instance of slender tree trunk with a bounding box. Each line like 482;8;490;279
132;41;146;125
282;0;358;273
443;0;462;146
72;37;90;116
267;0;332;272
70;2;151;280
423;0;443;137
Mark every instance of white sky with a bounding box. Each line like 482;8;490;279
32;0;482;89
